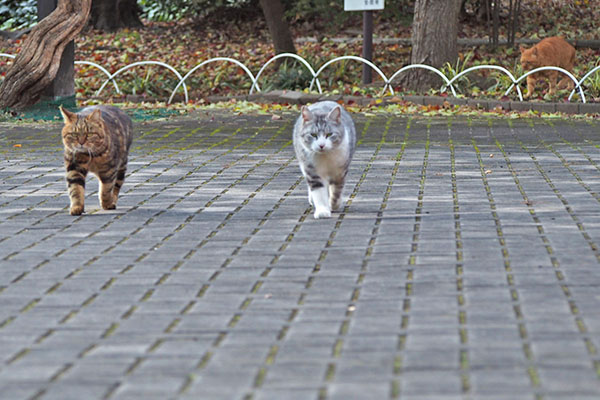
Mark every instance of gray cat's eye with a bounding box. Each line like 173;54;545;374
310;133;318;138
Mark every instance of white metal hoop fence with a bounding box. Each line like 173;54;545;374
0;52;594;104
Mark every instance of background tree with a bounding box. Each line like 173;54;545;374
405;0;461;92
89;0;142;31
0;0;91;110
259;0;296;55
460;0;522;48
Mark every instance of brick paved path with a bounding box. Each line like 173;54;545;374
1;111;600;400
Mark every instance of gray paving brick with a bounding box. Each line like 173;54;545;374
2;113;600;399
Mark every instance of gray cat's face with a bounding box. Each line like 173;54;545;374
300;106;344;153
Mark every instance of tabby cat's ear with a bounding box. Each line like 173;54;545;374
301;106;313;122
519;45;527;54
327;106;342;124
86;109;102;122
59;106;77;124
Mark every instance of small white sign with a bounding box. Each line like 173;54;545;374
344;0;384;11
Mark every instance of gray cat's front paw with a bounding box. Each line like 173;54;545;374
330;199;342;211
314;207;331;219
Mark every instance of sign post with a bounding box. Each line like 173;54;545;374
344;0;384;85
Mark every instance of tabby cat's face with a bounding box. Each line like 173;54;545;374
300;106;344;153
60;107;106;155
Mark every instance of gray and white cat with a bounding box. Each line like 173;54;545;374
293;101;356;219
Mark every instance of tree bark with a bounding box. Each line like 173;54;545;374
118;0;143;28
38;0;74;100
405;0;461;92
0;0;92;110
259;0;296;55
89;0;142;32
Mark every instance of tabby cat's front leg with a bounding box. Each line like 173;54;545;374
98;172;117;210
112;165;127;203
66;160;88;216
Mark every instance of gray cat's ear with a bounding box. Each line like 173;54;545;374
59;105;77;124
301;106;313;122
86;109;102;122
327;105;342;124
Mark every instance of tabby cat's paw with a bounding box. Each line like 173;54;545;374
70;205;84;215
101;199;117;210
314;208;331;219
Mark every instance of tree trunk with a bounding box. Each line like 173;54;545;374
405;0;461;92
0;0;91;110
507;0;522;48
89;0;142;32
258;0;296;55
491;0;500;47
38;0;74;100
118;0;143;28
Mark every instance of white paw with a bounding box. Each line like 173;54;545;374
314;207;331;219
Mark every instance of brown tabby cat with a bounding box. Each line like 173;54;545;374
59;105;133;215
520;36;576;98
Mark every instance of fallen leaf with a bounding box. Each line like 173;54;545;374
485;169;492;174
13;144;21;148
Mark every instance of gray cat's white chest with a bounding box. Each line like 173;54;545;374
312;146;349;180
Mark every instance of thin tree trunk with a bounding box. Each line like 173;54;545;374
508;0;521;47
491;0;500;47
259;0;296;55
0;0;92;110
405;0;461;92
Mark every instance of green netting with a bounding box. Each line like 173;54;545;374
3;97;179;122
125;108;180;121
9;96;77;122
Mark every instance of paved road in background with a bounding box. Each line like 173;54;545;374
1;111;600;400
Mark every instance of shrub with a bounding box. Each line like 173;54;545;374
0;0;36;30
